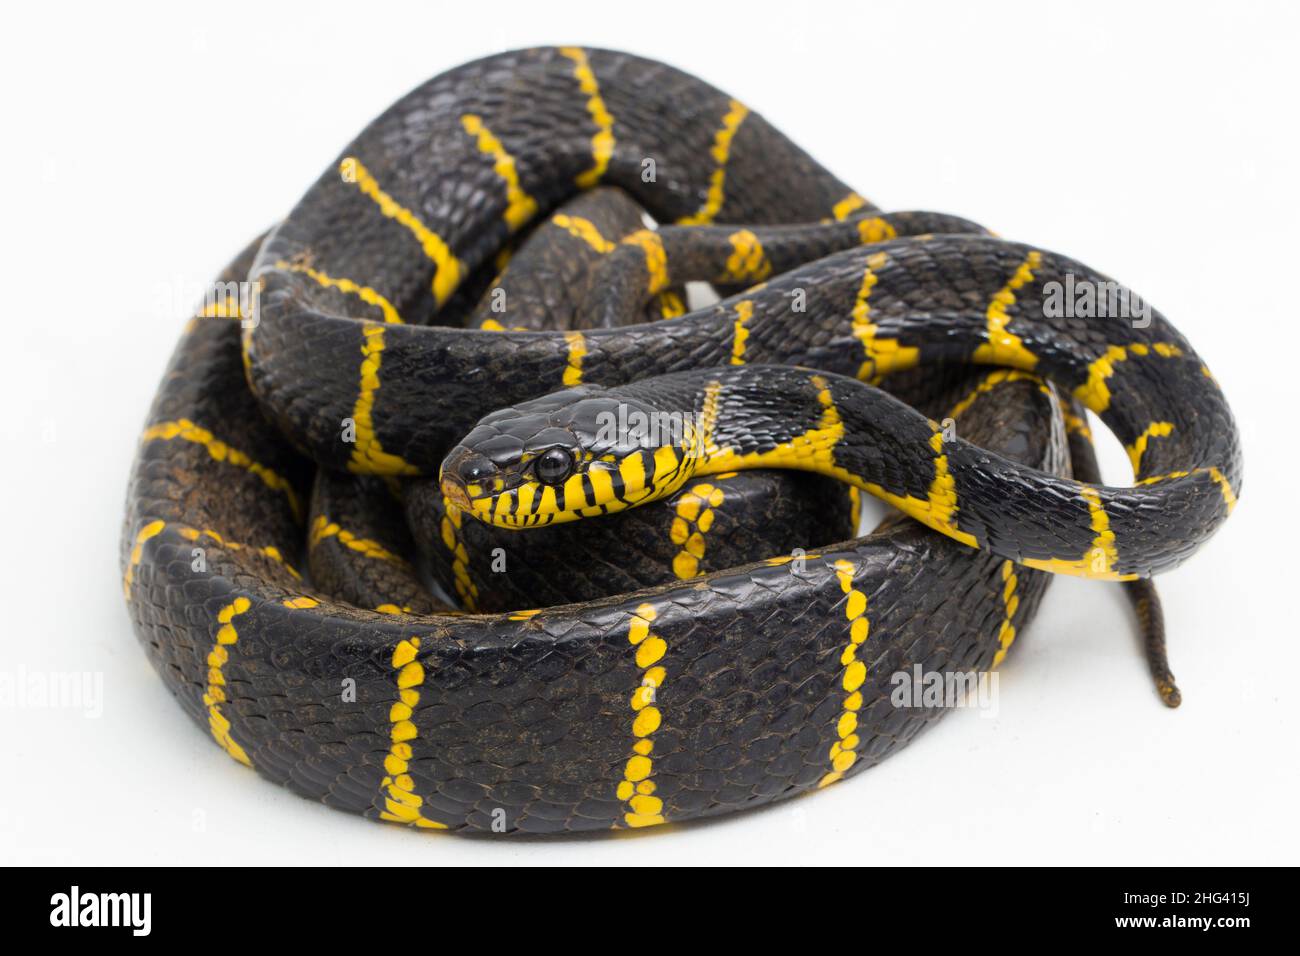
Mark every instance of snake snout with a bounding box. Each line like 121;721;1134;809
439;448;498;508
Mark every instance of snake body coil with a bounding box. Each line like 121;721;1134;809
123;48;1240;833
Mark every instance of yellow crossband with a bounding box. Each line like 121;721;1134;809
349;323;419;476
723;229;772;282
1074;342;1184;413
559;47;615;189
275;260;403;324
1208;467;1238;512
656;290;686;319
203;597;253;767
831;191;868;221
819;560;869;788
615;603;668;828
917;428;977;548
378;637;447;828
551;213;617;253
972;250;1042;369
563;331;586;386
677;99;749;225
700;378;978;551
439;498;478;609
1059;398;1094;442
991;561;1020;669
620;230;670;294
309;515;403;564
730;300;753;365
947;369;1049;421
702;375;845;471
856;216;897;244
460;113;538;232
1135;467;1237;514
342;155;464;306
1022;486;1136;580
196;298;242;319
849;251;920;381
123;519;166;599
1126;421;1175;474
178;526;301;579
282;596;319;609
669;476;734;579
141;420;302;521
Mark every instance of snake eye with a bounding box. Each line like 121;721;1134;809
534;447;575;485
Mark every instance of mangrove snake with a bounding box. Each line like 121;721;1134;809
122;47;1240;833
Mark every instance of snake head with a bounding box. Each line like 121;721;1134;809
439;385;700;528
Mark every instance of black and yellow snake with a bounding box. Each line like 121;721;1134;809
122;47;1241;833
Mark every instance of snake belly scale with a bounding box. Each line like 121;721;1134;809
122;47;1240;833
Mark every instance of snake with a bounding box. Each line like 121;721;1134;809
122;47;1240;833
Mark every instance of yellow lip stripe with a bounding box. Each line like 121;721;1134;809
342;156;464;306
563;331;587;386
439;498;478;610
141;420;302;521
178;526;301;579
1074;342;1184;413
819;560;869;788
730;300;753;365
309;515;403;565
972;250;1042;370
677;99;750;225
551;213;617;253
616;603;669;827
723;228;772;283
123;519;166;599
460;113;539;232
274;260;404;324
669;477;733;579
377;637;447;829
990;560;1020;669
204;597;253;767
856;216;898;244
350;323;420;476
1125;421;1175;475
559;47;615;189
849;251;920;381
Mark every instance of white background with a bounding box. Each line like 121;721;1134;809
2;0;1295;866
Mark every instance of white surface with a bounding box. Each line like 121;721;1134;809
1;0;1295;866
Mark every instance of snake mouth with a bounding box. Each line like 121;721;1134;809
439;477;473;511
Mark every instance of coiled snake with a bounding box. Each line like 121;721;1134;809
122;48;1241;833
